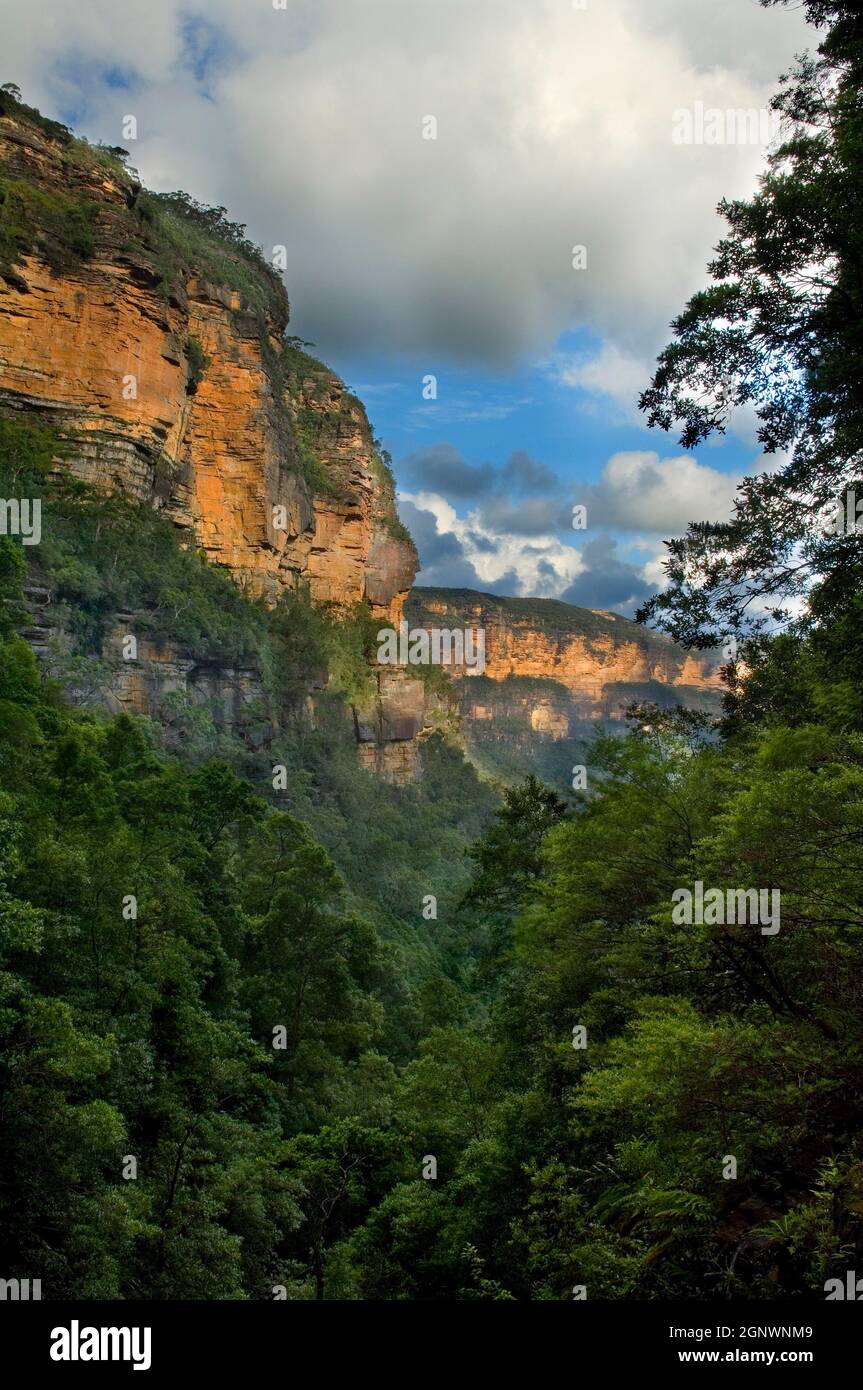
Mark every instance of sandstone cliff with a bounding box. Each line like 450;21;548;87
0;101;416;621
406;586;722;718
404;586;723;782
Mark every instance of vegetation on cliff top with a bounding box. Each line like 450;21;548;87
408;585;692;655
0;83;286;323
0;87;412;535
136;188;288;324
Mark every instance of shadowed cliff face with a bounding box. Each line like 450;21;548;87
0;111;417;621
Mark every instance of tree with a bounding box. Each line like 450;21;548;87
280;1121;405;1299
464;774;567;912
639;1;863;648
237;814;385;1124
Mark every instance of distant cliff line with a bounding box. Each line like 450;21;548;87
405;586;723;709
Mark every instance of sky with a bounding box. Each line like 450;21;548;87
0;0;816;613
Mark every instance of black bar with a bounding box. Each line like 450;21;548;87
2;1299;855;1375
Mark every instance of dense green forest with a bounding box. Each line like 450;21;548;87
2;0;863;1299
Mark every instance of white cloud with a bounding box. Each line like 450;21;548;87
0;0;812;367
582;450;742;533
641;549;672;593
553;343;651;424
402;489;585;597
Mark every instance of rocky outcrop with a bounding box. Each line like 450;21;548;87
0;110;417;621
406;586;723;728
19;579;270;739
395;587;724;784
353;666;458;784
280;363;417;620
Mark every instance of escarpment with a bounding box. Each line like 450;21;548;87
0;94;720;787
404;587;723;781
406;587;722;716
0;104;416;622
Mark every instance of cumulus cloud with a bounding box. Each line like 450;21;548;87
559;536;656;613
0;0;811;366
502;450;559;494
403;485;666;615
400;444;496;500
400;491;585;599
577;450;742;533
476;495;559;538
405;442;741;543
398;440;741;610
552;343;652;424
401;446;563;534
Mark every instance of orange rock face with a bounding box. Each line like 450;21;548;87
0;114;416;621
406;588;723;721
0;107;719;785
467;626;723;709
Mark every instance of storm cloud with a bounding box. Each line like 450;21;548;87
398;441;743;612
0;0;810;366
